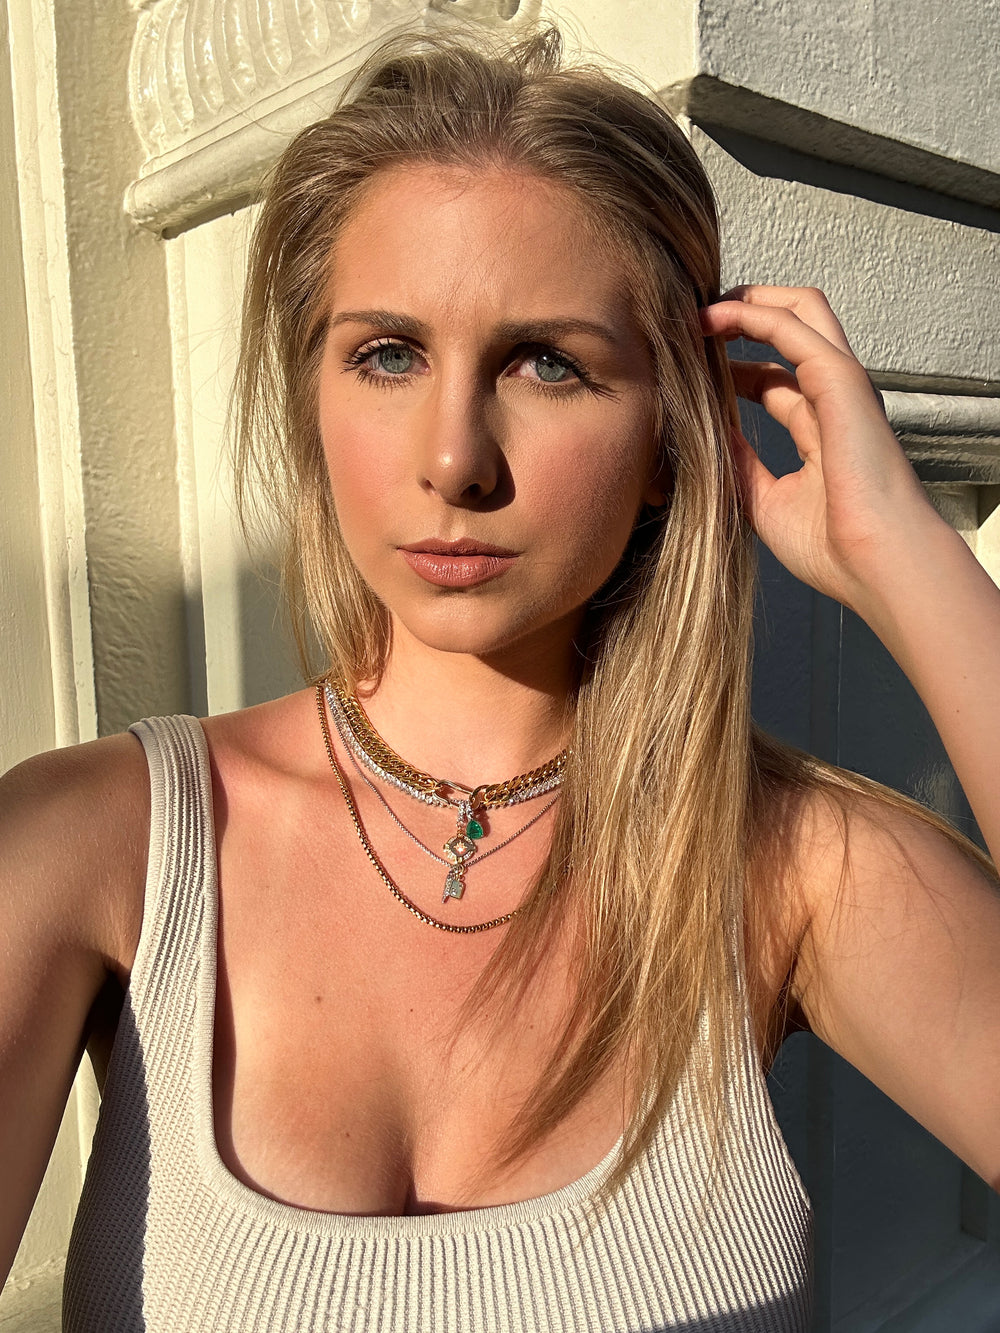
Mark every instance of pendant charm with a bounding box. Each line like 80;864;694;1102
443;833;476;862
459;798;485;842
441;801;485;904
443;869;465;902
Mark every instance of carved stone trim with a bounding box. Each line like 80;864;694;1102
885;392;1000;483
125;0;539;232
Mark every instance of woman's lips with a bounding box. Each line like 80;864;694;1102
398;541;518;588
400;549;517;588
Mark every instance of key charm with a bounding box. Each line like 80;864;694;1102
443;868;466;902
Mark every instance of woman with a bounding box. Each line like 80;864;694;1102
2;23;997;1333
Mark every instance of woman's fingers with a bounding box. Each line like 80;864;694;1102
716;284;856;356
729;359;799;409
703;295;883;440
700;297;851;371
729;360;820;455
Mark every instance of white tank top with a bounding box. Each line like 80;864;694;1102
64;714;812;1331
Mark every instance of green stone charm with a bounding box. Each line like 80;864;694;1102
466;818;484;840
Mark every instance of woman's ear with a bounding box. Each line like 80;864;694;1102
643;453;673;508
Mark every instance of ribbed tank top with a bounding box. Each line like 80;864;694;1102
63;714;812;1332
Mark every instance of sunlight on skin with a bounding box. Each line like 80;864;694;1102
317;163;661;781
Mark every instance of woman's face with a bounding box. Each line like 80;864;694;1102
317;162;661;663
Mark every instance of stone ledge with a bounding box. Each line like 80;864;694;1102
666;76;1000;211
885;392;1000;483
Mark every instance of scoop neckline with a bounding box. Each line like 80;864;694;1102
185;715;628;1240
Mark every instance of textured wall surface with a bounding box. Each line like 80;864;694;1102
51;1;190;736
1;1;98;1323
699;0;999;177
0;5;56;773
701;128;1000;387
3;0;999;1328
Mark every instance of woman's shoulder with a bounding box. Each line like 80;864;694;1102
197;688;328;804
0;729;151;975
777;770;995;905
0;690;320;974
749;760;998;1056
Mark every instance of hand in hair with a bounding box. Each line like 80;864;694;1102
699;284;936;615
700;284;1000;858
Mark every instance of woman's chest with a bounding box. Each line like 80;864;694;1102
211;824;632;1216
205;747;798;1220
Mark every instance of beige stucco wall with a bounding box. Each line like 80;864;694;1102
2;0;998;1328
1;0;182;1320
1;2;96;1324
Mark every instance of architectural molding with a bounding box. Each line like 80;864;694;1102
666;76;1000;212
6;0;98;746
884;392;1000;483
125;0;538;232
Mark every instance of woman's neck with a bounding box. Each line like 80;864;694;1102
356;620;577;787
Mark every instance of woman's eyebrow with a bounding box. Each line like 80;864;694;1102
328;309;427;338
494;317;621;346
327;310;622;346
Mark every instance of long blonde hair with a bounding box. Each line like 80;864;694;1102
233;23;995;1200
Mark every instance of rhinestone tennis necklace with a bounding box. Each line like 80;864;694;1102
317;683;565;932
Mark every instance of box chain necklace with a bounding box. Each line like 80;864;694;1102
316;683;566;933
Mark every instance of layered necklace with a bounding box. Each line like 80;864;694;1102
317;681;567;933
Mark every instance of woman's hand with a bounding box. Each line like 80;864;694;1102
704;289;1000;1191
703;284;1000;871
699;285;944;615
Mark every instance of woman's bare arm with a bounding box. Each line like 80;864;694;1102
790;792;1000;1189
0;734;147;1282
700;286;1000;1184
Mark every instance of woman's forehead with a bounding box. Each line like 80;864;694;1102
325;162;639;334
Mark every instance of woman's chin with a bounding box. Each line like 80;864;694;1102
387;598;579;665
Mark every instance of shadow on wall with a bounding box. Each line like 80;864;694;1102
183;557;311;721
236;561;307;707
702;126;1000;235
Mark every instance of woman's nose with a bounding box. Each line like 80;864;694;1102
417;381;502;506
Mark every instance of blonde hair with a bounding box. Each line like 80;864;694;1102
233;24;996;1202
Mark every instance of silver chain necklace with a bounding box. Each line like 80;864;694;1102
324;683;565;810
324;682;563;904
341;736;559;899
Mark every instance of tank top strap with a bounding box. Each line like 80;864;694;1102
126;714;215;1026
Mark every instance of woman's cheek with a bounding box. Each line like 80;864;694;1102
324;427;398;528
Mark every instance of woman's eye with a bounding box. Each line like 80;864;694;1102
514;347;585;388
530;351;575;384
366;342;416;375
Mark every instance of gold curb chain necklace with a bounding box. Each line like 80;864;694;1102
316;682;568;934
339;733;561;883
